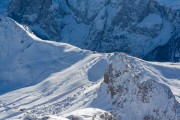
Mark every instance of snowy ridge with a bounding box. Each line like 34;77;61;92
0;16;111;119
6;0;180;61
0;17;180;119
103;53;180;119
0;16;89;94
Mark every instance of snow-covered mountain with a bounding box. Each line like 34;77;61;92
0;16;112;119
3;0;179;61
144;33;180;62
0;17;180;120
0;16;90;94
103;54;180;119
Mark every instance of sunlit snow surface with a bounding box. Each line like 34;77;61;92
0;17;180;119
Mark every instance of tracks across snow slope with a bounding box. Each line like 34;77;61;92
0;17;180;119
0;16;109;119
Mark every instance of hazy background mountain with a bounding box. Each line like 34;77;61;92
0;1;180;119
1;0;179;62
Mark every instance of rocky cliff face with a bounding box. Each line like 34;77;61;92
7;0;180;60
144;32;180;62
0;16;179;118
103;53;180;119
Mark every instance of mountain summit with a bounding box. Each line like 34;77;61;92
0;1;180;120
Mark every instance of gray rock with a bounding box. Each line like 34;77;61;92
103;53;180;119
6;0;180;61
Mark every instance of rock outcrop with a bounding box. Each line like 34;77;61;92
7;0;180;60
103;53;180;119
144;34;180;62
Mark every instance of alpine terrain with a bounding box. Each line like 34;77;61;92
5;0;180;61
0;0;180;120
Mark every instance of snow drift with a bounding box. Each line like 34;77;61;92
0;17;180;120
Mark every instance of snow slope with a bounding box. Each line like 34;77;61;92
0;17;180;119
138;14;162;28
0;16;90;94
0;16;110;119
7;0;180;60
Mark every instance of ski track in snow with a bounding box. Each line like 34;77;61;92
0;50;109;119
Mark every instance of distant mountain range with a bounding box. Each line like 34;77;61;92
0;16;180;120
0;0;179;62
0;1;180;120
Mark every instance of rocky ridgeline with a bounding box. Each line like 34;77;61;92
7;0;180;61
104;53;180;120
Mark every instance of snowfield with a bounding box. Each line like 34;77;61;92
0;17;180;120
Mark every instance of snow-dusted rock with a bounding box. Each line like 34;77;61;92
0;16;180;120
103;53;180;119
65;108;116;120
6;0;180;61
23;115;69;120
144;34;180;62
23;108;116;120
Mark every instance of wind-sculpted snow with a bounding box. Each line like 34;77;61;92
0;17;111;119
6;0;180;61
0;16;88;94
0;17;180;120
